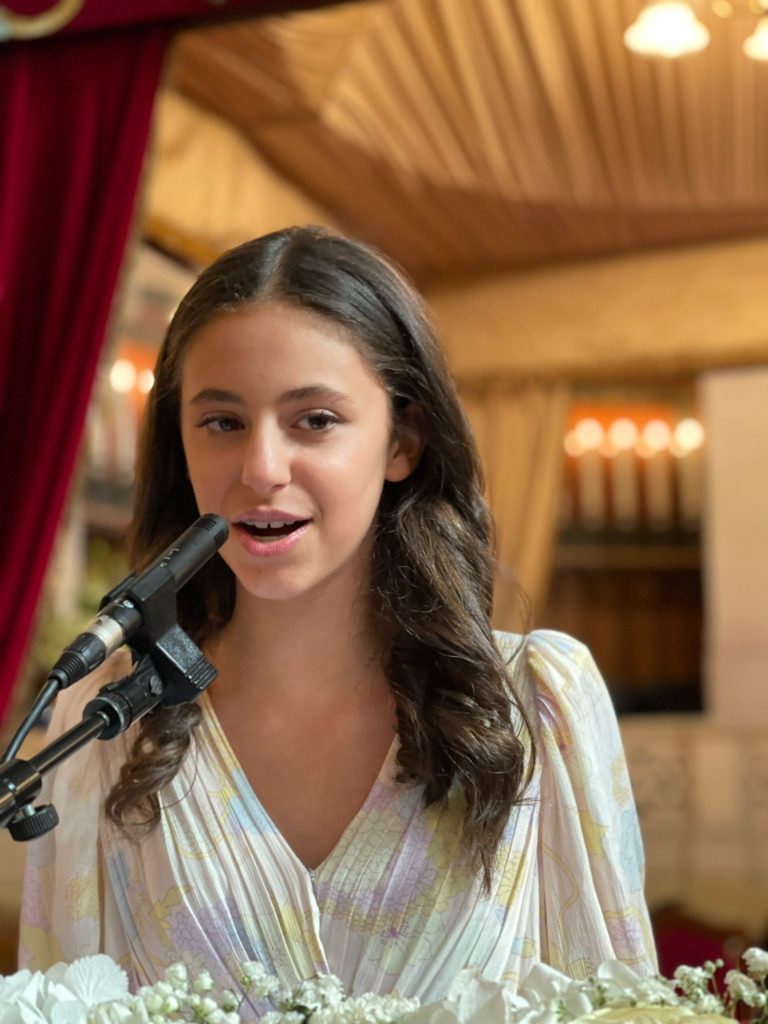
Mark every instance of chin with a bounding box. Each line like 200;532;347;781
233;575;300;602
235;563;368;607
233;569;319;604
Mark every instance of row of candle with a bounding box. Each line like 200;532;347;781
567;450;702;530
564;416;704;460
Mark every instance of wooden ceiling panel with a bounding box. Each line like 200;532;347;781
171;2;381;123
165;0;768;283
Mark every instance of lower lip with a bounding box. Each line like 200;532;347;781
233;521;310;558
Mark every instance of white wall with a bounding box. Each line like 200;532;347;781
617;366;768;936
701;366;768;726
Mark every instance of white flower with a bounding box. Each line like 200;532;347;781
117;998;150;1024
137;994;163;1016
55;958;129;1009
3;949;767;1024
192;974;214;996
217;992;238;1014
338;992;419;1024
0;957;132;1024
239;964;267;987
48;1003;88;1024
594;962;643;989
558;985;594;1019
690;993;726;1014
0;972;37;1004
408;966;564;1024
629;976;680;1007
743;947;768;981
88;1003;138;1024
724;968;762;1005
293;975;345;1012
162;966;188;992
122;999;149;1024
0;972;42;1024
672;965;711;999
260;1013;303;1024
238;963;279;1004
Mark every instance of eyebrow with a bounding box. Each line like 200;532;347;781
188;385;353;406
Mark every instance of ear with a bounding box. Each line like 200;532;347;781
385;403;425;482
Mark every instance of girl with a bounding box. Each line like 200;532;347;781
20;226;656;1001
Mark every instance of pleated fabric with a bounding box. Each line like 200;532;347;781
19;631;657;1009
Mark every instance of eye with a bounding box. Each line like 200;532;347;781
198;413;243;434
295;410;340;432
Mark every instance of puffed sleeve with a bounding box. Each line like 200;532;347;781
517;629;657;977
18;652;133;969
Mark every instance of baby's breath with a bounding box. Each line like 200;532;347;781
2;949;768;1024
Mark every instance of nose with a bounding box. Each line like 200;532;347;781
240;423;291;492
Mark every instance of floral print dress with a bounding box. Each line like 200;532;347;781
19;631;657;1005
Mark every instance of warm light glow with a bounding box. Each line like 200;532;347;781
563;430;581;457
624;2;710;58
573;417;605;451
642;418;672;452
744;17;768;60
137;368;155;394
608;418;639;451
110;358;136;393
672;417;705;454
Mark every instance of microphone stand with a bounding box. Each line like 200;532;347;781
0;622;218;841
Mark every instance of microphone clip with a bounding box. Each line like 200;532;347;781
129;623;217;708
1;632;217;840
97;563;217;705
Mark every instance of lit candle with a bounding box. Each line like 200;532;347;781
676;448;703;527
578;450;606;529
610;450;640;530
643;451;673;529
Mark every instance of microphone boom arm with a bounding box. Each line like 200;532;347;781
0;513;228;840
0;635;217;839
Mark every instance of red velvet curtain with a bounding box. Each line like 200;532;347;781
0;26;171;720
0;0;341;724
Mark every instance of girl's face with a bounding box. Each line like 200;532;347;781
179;302;417;606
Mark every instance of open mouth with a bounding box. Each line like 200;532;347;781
237;520;309;541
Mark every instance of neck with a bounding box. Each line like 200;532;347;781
206;577;388;709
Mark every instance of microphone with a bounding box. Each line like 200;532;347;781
49;513;229;690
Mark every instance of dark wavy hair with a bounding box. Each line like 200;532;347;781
106;226;534;888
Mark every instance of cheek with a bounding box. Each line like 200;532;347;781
326;442;393;521
182;445;230;505
321;431;392;486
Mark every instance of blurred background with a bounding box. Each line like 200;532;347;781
2;0;768;977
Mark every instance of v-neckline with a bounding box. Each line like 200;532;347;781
200;691;399;877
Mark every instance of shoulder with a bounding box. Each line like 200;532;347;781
494;628;613;729
494;627;591;667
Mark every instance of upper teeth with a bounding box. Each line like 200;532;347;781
244;519;293;529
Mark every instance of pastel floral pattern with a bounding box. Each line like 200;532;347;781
19;632;657;1009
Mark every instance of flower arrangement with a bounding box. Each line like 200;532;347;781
2;950;767;1024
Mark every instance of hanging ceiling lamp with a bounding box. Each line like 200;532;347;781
624;2;710;57
744;15;768;57
625;1;768;60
